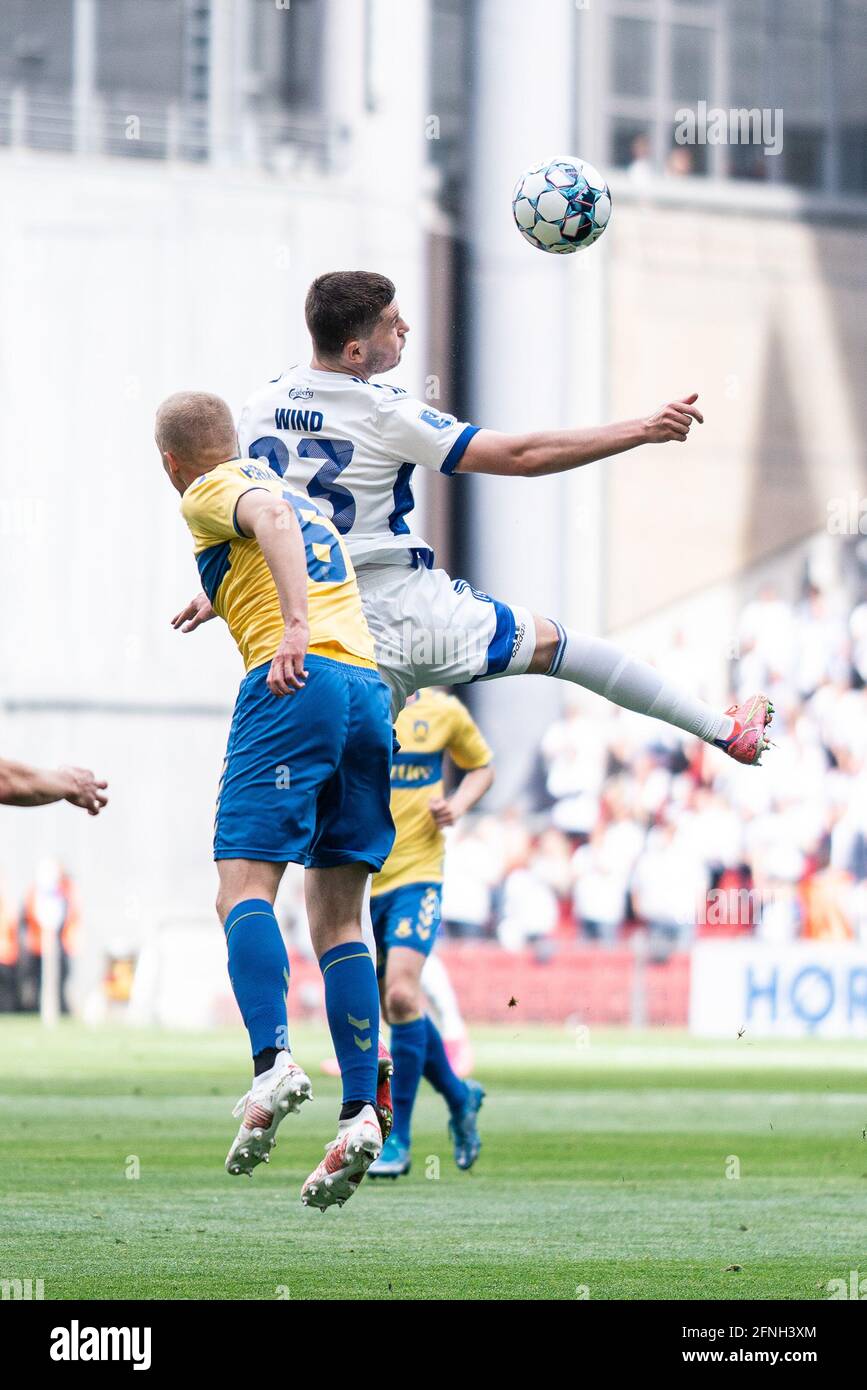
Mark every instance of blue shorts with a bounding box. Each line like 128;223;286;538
370;881;442;969
214;655;395;869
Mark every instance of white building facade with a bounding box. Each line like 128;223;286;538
1;0;866;983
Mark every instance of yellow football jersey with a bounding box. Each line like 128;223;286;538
180;459;376;673
372;688;493;896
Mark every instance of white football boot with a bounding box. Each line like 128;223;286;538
225;1052;313;1176
301;1104;383;1211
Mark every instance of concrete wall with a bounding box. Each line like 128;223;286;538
604;186;867;634
0;0;434;978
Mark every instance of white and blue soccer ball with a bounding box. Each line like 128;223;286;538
512;156;612;254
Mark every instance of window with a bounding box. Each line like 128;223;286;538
606;6;719;177
670;24;711;105
96;0;185;100
429;0;474;212
603;0;865;193
611;119;655;172
610;17;656;100
0;0;74;151
781;127;826;189
0;0;73;90
278;0;322;111
839;124;867;194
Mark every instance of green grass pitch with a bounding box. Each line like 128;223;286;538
1;1018;865;1300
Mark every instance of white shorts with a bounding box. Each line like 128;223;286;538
356;562;536;714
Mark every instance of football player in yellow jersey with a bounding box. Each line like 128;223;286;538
367;687;494;1179
156;390;395;1212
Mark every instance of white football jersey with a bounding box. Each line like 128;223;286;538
237;365;479;568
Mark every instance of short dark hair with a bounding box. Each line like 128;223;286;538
305;271;396;356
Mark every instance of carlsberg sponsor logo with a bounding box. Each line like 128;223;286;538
50;1320;152;1371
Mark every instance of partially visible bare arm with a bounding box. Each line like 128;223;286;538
429;764;495;830
171;592;214;633
0;760;108;815
234;489;310;697
457;394;703;478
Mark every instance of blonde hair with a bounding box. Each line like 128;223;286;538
155;391;237;466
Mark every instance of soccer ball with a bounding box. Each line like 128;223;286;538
512;156;612;254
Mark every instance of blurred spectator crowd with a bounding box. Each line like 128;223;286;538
441;581;867;952
0;859;79;1012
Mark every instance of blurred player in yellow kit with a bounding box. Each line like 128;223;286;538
368;687;494;1178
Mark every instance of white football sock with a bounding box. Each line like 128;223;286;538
547;623;731;744
421;952;465;1039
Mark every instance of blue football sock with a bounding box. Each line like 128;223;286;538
389;1016;427;1147
224;898;290;1059
319;942;379;1106
423;1014;468;1115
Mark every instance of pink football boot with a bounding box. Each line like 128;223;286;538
717;694;774;766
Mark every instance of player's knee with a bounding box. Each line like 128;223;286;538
385;977;421;1023
311;920;363;958
215;886;239;926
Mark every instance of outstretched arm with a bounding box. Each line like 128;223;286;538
457;394;703;478
234;489;310;697
0;759;108;815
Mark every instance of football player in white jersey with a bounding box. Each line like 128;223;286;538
173;271;772;765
